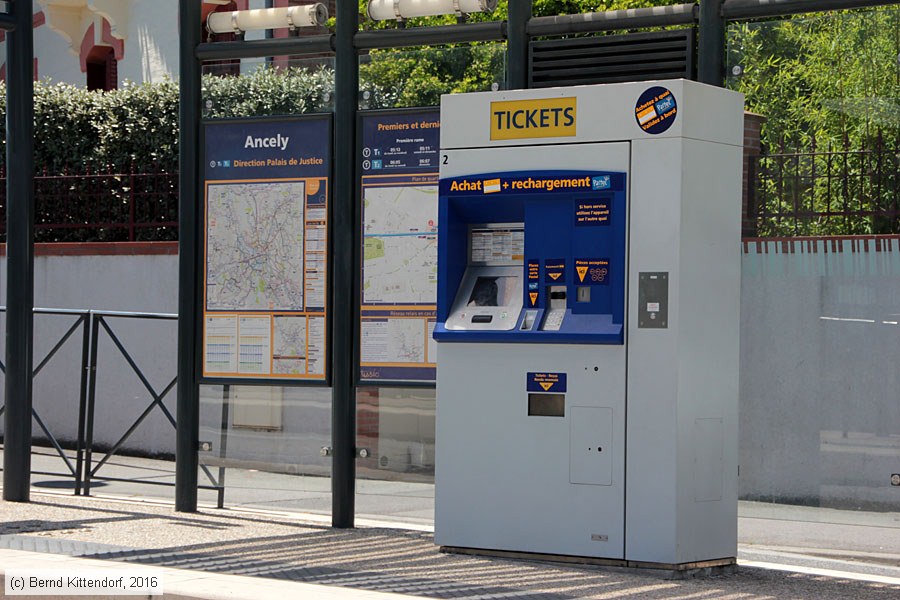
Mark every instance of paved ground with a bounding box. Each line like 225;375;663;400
2;447;900;598
2;492;900;600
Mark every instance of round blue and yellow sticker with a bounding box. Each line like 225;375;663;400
635;86;677;135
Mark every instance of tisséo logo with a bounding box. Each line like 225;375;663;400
635;86;678;135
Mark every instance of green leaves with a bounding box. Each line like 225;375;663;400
0;67;334;174
728;7;900;235
202;65;334;120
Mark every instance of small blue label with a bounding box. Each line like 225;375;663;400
591;175;611;190
527;372;567;393
655;95;675;113
372;159;383;170
544;259;566;284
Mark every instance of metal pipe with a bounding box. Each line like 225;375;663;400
527;4;698;36
507;0;531;89
2;0;34;503
331;0;359;529
196;35;334;61
176;0;202;513
89;310;178;319
354;21;505;49
723;0;900;19
197;23;504;59
698;0;725;86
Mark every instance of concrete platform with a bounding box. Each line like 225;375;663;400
1;492;900;599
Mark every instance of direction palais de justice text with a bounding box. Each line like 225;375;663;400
233;134;324;167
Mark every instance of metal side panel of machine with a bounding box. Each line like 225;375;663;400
435;341;627;558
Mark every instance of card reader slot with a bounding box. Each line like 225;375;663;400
472;315;493;323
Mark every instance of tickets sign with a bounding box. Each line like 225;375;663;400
490;97;577;141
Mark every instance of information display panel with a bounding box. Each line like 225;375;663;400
359;109;440;384
202;116;331;382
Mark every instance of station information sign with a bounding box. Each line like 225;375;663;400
359;110;440;383
202;116;331;381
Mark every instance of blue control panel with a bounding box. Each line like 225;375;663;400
434;170;627;344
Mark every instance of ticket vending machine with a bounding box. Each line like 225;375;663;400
434;80;743;568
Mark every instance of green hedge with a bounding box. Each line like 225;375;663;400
0;66;335;174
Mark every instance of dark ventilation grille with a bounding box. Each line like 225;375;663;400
529;29;696;88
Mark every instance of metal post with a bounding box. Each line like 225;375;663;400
506;0;532;89
3;0;35;503
699;0;726;86
176;0;202;512
331;0;359;529
217;385;230;509
83;313;101;496
74;313;91;495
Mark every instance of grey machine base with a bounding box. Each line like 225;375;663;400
440;547;738;580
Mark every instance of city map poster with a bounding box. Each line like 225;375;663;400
359;110;440;383
202;116;330;382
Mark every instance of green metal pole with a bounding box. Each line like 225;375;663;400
3;0;35;503
699;0;726;86
175;0;201;512
331;0;359;529
507;0;532;89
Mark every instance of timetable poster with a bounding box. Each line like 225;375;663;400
359;110;440;383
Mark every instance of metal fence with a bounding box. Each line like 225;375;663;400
747;133;900;238
0;308;91;494
0;166;179;243
0;308;225;505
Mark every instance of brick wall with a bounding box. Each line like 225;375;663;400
742;111;766;238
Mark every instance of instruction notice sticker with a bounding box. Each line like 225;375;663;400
527;260;541;304
635;86;677;135
527;372;567;393
575;258;611;286
544;259;566;283
575;199;612;226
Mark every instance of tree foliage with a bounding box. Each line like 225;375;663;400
729;8;900;148
0;68;332;173
357;0;685;108
2;3;898;237
728;7;900;235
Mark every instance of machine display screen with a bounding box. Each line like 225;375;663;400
470;227;525;265
467;276;518;307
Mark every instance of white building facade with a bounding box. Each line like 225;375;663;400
1;1;330;88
